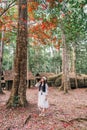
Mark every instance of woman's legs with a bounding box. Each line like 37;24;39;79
40;108;47;116
39;108;48;116
39;108;44;116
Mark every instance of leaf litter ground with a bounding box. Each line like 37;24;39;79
0;87;87;130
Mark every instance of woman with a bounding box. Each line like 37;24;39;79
36;77;49;116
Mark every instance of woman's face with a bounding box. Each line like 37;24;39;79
41;78;44;82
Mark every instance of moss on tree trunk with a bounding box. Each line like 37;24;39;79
6;0;28;107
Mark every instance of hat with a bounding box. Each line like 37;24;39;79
42;76;47;81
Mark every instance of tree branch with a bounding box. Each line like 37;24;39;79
0;0;17;17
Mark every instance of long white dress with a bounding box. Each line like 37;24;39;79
36;83;49;109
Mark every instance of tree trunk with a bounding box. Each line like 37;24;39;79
71;45;78;88
59;33;70;93
0;31;4;94
7;0;28;107
71;46;76;72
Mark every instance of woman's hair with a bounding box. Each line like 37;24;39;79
42;77;47;82
39;81;46;92
43;80;47;84
41;78;47;84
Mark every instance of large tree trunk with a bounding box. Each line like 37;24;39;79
0;31;4;94
59;33;70;93
7;0;28;107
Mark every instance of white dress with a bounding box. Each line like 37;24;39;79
38;83;49;109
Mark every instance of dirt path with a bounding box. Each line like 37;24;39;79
0;87;87;130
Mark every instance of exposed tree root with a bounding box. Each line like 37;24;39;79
60;117;87;123
69;117;87;122
6;97;28;108
23;115;31;126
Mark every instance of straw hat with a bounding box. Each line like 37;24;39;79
42;76;47;81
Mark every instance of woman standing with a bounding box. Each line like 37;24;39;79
36;77;49;116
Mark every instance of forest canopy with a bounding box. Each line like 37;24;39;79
0;0;87;75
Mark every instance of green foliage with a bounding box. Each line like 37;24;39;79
2;43;15;70
1;0;87;75
76;41;87;74
28;44;62;74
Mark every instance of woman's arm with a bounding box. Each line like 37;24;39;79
45;84;48;95
35;82;40;87
45;84;48;100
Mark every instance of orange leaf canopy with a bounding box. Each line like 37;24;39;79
28;1;39;20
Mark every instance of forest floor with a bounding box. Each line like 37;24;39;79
0;87;87;130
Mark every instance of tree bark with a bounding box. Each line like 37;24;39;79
59;32;70;93
71;46;76;72
7;0;28;107
71;45;78;88
0;31;4;94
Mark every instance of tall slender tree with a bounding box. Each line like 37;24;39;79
7;0;28;107
71;44;78;88
0;31;4;94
